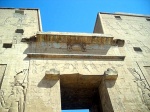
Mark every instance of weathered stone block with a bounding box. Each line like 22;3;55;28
104;68;118;80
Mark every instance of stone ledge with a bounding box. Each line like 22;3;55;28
27;53;125;61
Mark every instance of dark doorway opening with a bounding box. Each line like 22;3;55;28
60;74;103;112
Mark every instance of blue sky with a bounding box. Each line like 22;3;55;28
0;0;150;112
0;0;150;33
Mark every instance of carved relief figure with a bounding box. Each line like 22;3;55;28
7;81;26;112
0;71;27;112
128;68;150;110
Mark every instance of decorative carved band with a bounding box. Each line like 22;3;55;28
36;34;113;45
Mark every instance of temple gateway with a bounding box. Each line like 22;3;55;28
0;8;150;112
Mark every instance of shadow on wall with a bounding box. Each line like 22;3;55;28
37;76;58;88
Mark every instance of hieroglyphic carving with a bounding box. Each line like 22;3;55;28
30;61;125;76
136;40;150;53
61;62;70;72
103;17;150;38
82;61;91;73
41;60;49;72
70;61;79;73
51;61;58;70
0;13;36;28
89;62;99;72
10;69;28;112
128;68;150;110
31;60;39;74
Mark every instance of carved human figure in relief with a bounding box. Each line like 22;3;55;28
0;71;27;112
7;81;26;112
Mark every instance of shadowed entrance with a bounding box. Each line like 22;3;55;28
60;74;103;112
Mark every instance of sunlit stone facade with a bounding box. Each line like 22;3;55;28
0;8;150;112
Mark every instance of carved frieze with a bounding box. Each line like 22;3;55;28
36;33;113;45
35;32;114;52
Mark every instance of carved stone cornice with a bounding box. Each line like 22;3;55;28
36;32;113;45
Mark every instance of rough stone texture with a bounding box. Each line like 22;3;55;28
0;8;61;112
94;12;150;112
0;8;150;112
